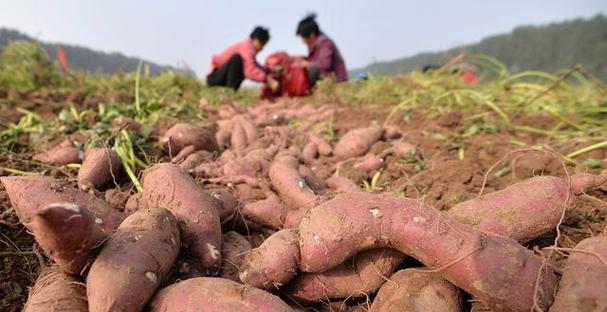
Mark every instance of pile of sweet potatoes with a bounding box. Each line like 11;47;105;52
2;99;607;312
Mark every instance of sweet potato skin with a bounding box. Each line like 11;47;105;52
0;176;124;233
296;192;556;312
148;277;294;312
220;231;253;281
550;235;607;312
240;229;300;289
33;139;82;165
334;126;383;160
284;249;404;301
142;163;222;274
269;154;318;209
161;123;218;153
32;203;107;274
369;269;462;312
205;188;238;226
242;191;288;229
78;147;122;191
86;208;180;312
23;266;88;312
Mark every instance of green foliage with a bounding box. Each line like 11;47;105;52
0;40;65;92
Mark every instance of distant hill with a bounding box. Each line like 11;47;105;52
0;28;174;74
352;14;607;80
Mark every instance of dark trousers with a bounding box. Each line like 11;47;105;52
307;65;322;87
207;54;244;90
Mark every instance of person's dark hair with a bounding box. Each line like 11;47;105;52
296;13;321;38
250;26;270;44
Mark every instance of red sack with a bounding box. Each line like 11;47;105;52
262;51;311;99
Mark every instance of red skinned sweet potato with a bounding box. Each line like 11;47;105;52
124;192;144;215
78;147;122;191
369;269;462;312
142;163;222;274
0;176;124;233
242;191;288;229
33;139;82;165
32;203;107;274
269;154;319;209
309;133;332;156
23;266;88;312
86;208;180;312
231;122;248;152
284;249;404;301
302;142;319;163
239;229;300;289
160;123;218;154
353;154;384;174
550;235;607;311
205;188;238;226
392;141;417;157
334;125;383;160
326;175;360;193
221;231;253;281
148;277;294;312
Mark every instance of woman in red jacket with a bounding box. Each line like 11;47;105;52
207;27;275;90
296;14;348;87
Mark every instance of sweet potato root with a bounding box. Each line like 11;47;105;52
77;147;122;191
353;154;384;174
23;266;88;312
87;208;180;312
33;139;82;165
239;229;300;289
326;175;360;193
550;235;607;311
32;203;107;274
148;277;294;312
206;188;238;226
0;176;124;233
160;123;218;154
309;133;333;156
284;249;404;301
334;125;383;160
269;154;319;209
221;231;253;281
124;192;144;215
369;269;462;312
242;191;288;229
142;163;222;274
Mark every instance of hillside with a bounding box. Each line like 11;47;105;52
0;28;174;74
353;14;607;80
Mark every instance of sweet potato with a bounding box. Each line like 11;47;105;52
170;144;197;163
242;191;288;229
216;129;232;148
231;122;248;152
334;125;383;160
269;154;319;209
148;277;294;312
160;123;218;154
448;175;570;243
77;147;122;191
0;176;124;233
243;192;556;311
112;115;141;130
369;269;462;312
392;141;416;157
142;163;222;274
383;125;402;140
33;139;82;165
104;188;129;210
302;142;319;163
309;133;333;156
353;154;384;174
124;192;144;215
239;229;300;289
32;203;107;274
284;249;404;301
298;165;327;193
326;175;360;193
23;266;88;312
86;208;180;312
205;188;238;226
221;231;253;281
234;114;259;143
550;235;607;312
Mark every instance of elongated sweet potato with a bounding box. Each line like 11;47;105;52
334;125;383;160
32;203;107;274
353;154;384;174
178;150;213;171
221;231;253;281
550;235;607;312
239;229;300;289
78;147;122;191
309;133;332;156
231;122;248;152
326;175;360;193
23;266;88;312
87;208;180;312
142;163;222;274
369;269;462;312
205;188;238;226
0;176;124;233
302;142;319;163
242;191;288;229
33;139;82;165
148;277;294;312
284;249;404;301
160;123;218;154
269;154;319;209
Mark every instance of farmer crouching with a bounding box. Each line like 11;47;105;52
207;26;279;91
295;14;348;87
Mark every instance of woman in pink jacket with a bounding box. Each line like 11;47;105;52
207;27;273;90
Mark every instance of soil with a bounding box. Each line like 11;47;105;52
1;89;606;312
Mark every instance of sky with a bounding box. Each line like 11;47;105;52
0;1;606;77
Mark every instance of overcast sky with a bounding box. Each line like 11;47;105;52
1;1;605;76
